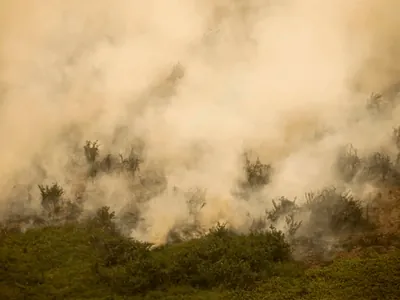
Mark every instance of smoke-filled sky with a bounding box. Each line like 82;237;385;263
1;0;400;244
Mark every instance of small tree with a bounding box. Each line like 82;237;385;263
38;183;64;218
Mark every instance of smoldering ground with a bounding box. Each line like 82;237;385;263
1;0;400;245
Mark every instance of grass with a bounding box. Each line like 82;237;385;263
0;221;400;300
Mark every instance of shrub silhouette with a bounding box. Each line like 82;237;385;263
265;197;302;239
84;140;100;164
38;183;82;222
118;148;142;176
361;152;395;183
237;154;272;200
304;188;369;234
244;156;272;190
267;197;298;223
38;183;64;218
335;144;361;183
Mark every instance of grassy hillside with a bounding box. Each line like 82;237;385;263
1;93;400;299
1;219;400;300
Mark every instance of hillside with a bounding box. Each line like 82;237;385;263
2;98;400;299
1;210;400;299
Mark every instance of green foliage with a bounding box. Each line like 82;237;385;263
95;222;291;295
0;225;113;300
226;250;400;300
1;221;399;300
94;236;163;295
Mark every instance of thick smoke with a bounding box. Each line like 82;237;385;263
1;0;400;244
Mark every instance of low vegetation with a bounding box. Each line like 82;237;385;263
1;91;400;299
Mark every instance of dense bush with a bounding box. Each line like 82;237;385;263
93;223;291;295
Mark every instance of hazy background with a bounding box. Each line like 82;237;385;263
1;0;400;244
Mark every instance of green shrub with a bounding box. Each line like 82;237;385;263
94;223;291;295
164;224;291;289
0;225;114;300
1;212;400;300
227;250;400;300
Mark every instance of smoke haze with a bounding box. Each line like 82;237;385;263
1;0;400;244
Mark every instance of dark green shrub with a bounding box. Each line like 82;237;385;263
163;224;291;290
94;223;291;295
94;235;167;295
